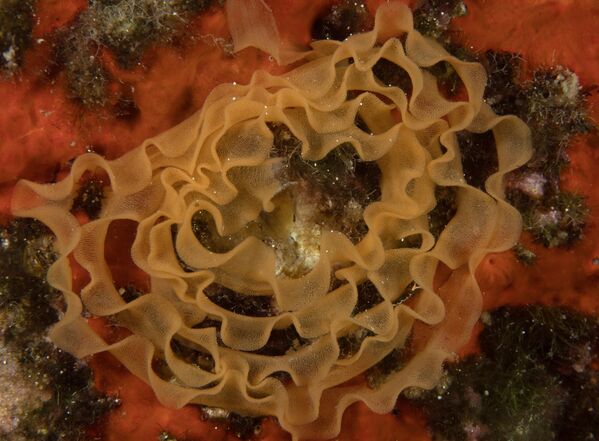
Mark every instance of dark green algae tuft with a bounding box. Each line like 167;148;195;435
482;51;593;249
0;0;37;75
56;0;218;108
407;305;599;441
0;218;119;441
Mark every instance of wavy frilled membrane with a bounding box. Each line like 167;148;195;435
12;3;531;439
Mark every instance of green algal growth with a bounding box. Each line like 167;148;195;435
482;51;523;116
479;306;599;370
58;0;216;107
1;220;60;339
375;31;591;251
89;0;215;67
57;27;110;108
0;0;36;74
512;243;536;265
523;69;592;172
481;51;593;248
517;191;589;248
418;357;563;441
0;219;119;441
408;305;599;441
413;0;467;43
413;49;593;250
89;0;203;68
17;343;120;441
557;370;599;441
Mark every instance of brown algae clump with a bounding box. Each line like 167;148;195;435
12;3;531;439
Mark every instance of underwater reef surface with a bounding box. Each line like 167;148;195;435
0;0;597;440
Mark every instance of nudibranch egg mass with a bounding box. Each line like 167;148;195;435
12;3;531;440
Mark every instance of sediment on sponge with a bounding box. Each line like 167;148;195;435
12;3;531;440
